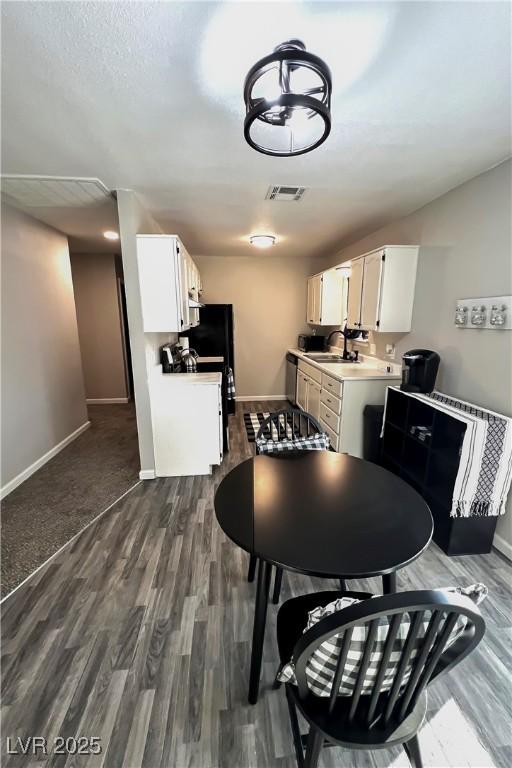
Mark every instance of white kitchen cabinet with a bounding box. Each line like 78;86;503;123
149;372;222;476
307;269;348;326
347;256;364;330
297;361;322;417
296;370;308;411
137;234;202;332
307;380;321;421
347;245;419;332
307;275;322;324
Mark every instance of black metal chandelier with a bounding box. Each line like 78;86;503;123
243;39;332;157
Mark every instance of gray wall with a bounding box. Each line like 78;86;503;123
196;253;313;398
1;202;88;490
70;253;128;401
117;191;175;477
322;160;512;552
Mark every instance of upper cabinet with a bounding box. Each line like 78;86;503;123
307;268;348;326
137;234;202;332
347;245;419;332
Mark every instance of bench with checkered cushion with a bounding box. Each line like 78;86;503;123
277;584;487;697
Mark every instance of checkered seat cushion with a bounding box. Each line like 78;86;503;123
277;584;487;697
256;432;330;454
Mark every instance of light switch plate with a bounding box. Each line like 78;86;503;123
369;343;376;355
385;343;396;359
455;295;512;330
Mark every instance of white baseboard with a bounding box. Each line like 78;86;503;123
0;421;91;500
86;398;129;404
235;395;288;402
493;533;512;561
139;469;156;480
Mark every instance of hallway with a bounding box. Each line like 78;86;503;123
1;403;139;597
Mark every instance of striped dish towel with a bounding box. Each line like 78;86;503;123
226;367;235;400
383;388;512;517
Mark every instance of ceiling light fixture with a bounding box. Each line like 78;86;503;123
103;230;119;240
243;39;332;157
250;235;276;249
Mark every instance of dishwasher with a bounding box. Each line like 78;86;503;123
285;353;298;405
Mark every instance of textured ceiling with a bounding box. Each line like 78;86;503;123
1;1;511;257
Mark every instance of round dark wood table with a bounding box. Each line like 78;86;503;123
214;451;433;704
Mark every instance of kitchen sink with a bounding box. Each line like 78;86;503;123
304;354;360;363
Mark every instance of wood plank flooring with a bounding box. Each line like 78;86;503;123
1;401;511;767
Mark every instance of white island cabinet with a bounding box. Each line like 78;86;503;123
149;371;223;477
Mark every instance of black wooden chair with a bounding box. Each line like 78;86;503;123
276;588;485;768
247;409;328;603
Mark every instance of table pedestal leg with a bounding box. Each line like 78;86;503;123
249;558;271;704
383;572;397;594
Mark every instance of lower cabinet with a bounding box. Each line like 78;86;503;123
297;358;400;456
149;373;223;476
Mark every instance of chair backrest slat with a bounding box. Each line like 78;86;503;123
366;612;402;725
328;628;353;713
383;610;424;723
398;610;444;719
349;619;380;721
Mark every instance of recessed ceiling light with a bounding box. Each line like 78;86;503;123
103;230;119;240
250;235;276;248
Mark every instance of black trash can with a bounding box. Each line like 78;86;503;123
363;405;385;464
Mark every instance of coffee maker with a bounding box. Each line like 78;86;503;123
401;349;440;393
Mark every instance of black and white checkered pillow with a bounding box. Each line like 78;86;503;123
277;584;487;697
256;432;330;454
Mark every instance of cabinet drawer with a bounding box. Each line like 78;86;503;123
320;402;340;433
321;373;343;398
298;360;322;384
320;419;338;451
320;389;341;415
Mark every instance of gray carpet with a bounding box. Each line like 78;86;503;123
1;404;140;597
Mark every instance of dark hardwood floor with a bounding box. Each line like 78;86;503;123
1;401;510;767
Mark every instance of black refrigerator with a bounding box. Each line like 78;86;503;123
187;304;235;451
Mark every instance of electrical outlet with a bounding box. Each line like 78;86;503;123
369;343;376;355
385;343;396;359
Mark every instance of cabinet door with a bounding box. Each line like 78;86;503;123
307;278;315;323
360;251;383;330
347;257;364;329
296;372;309;411
176;243;190;331
312;275;323;323
307;380;321;421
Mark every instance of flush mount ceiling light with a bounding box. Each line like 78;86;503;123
249;235;276;249
243;39;332;157
103;230;119;240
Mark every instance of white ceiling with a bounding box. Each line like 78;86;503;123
1;1;511;257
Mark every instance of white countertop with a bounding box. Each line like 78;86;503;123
151;366;222;385
288;348;401;383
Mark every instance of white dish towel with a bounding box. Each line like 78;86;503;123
383;388;512;517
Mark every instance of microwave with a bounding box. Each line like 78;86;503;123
298;334;326;352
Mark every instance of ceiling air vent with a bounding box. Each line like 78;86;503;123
265;185;306;201
0;175;111;207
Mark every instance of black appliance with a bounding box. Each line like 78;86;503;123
187;304;235;452
401;349;440;394
298;333;326;352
